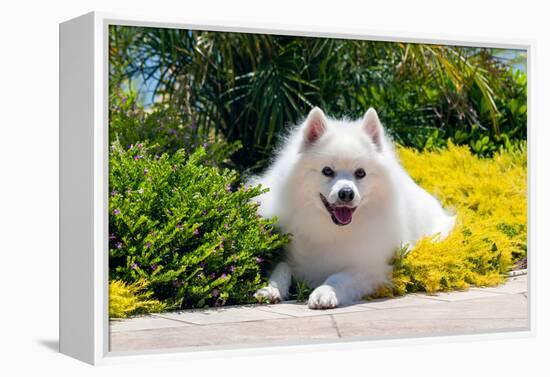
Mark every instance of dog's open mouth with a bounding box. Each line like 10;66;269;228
320;193;356;226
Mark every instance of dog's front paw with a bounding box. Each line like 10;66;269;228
308;285;339;309
254;286;282;304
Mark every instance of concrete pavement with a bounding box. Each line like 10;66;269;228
110;274;528;354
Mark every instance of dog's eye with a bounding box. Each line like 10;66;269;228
322;167;335;177
354;168;366;179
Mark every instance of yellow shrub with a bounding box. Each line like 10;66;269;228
374;142;527;297
109;279;167;318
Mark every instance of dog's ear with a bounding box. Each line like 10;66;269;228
362;108;384;149
303;107;328;146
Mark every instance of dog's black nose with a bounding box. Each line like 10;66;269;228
338;187;354;202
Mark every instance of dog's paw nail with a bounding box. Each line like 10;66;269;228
308;285;339;309
254;286;281;303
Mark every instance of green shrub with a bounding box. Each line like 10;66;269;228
109;142;289;309
109;91;240;167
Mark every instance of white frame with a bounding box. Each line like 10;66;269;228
59;11;535;365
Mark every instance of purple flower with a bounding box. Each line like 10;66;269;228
256;257;264;264
202;209;208;216
111;145;116;152
121;97;127;105
230;265;236;273
111;189;117;196
133;155;143;160
136;143;143;149
113;209;121;216
193;228;200;236
143;168;148;175
221;273;227;279
151;264;158;271
131;262;138;270
115;242;123;249
210;272;216;279
211;289;219;297
225;185;231;192
176;224;183;230
218;206;223;212
199;261;206;268
145;242;151;249
221;236;226;242
203;142;209;148
109;233;117;240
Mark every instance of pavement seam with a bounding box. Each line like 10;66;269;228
329;315;342;338
468;288;526;295
131;295;523;327
256;305;376;316
150;313;199;325
254;306;300;318
120;310;368;330
327;314;528;321
149;313;301;327
408;294;505;303
356;295;528;312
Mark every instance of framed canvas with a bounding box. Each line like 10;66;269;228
59;11;533;365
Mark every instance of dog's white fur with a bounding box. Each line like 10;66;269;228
250;107;455;309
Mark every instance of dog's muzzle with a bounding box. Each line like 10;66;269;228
320;193;356;226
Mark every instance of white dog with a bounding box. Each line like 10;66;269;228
250;107;455;309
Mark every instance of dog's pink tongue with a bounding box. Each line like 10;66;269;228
334;207;353;225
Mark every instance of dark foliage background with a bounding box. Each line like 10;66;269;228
110;26;527;174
